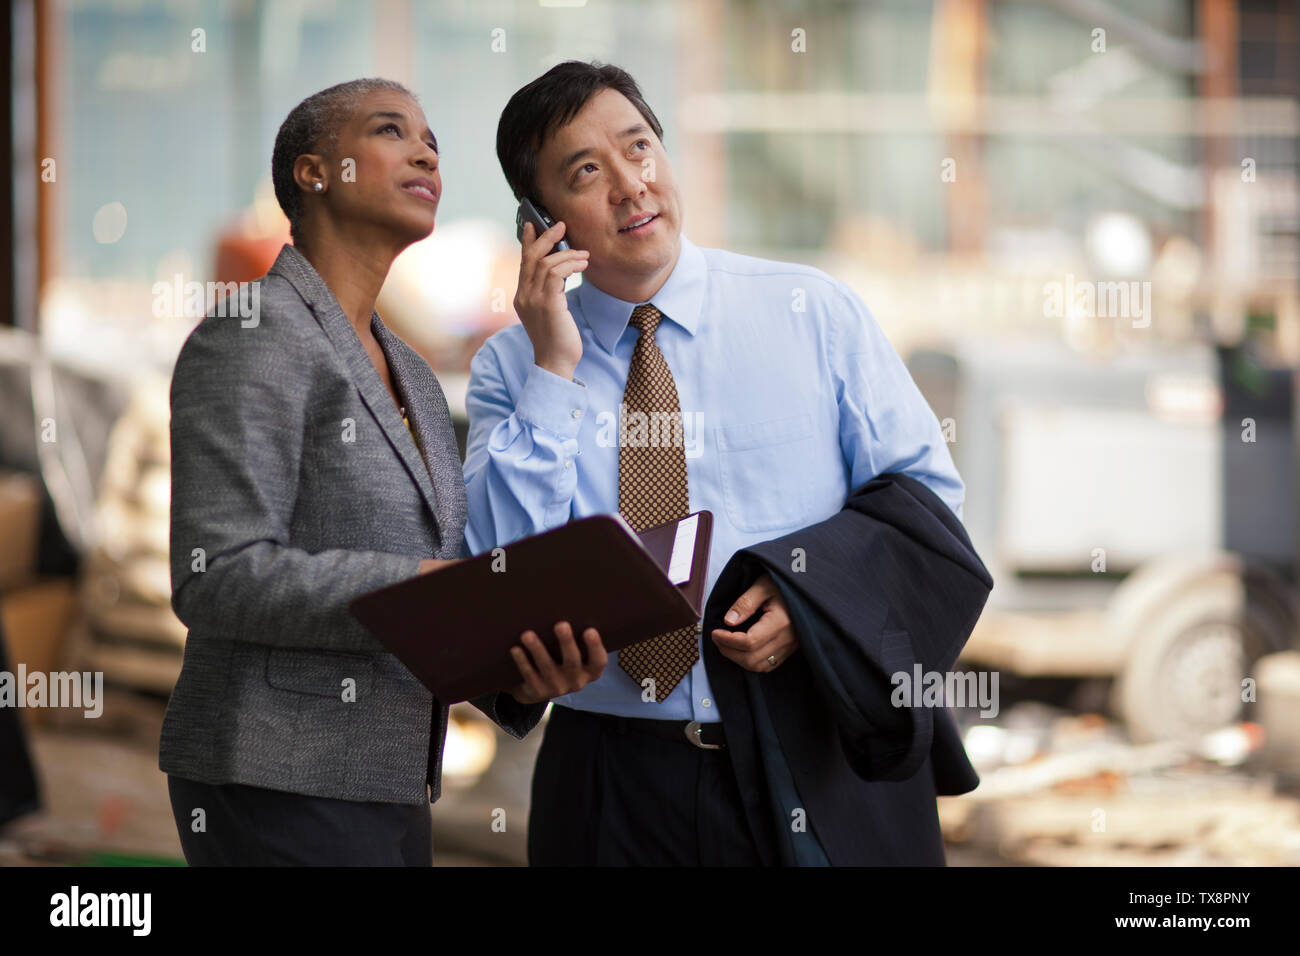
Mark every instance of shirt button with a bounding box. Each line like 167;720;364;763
571;408;582;419
695;621;703;634
702;698;712;708
564;460;573;469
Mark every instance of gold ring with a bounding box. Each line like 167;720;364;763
767;655;778;667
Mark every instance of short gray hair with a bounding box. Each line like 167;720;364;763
271;78;418;242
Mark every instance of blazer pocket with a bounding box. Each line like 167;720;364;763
265;647;375;699
715;412;818;532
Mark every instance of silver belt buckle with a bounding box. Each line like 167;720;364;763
684;720;722;750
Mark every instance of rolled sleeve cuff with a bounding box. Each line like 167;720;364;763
514;363;589;438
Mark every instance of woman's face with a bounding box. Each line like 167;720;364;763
312;89;441;244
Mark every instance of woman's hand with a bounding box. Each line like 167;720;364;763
514;220;588;381
417;557;462;574
507;621;607;705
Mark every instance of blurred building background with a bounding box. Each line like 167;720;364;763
1;0;1299;866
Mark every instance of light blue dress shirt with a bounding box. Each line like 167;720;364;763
463;234;964;722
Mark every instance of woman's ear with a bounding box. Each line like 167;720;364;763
293;154;327;195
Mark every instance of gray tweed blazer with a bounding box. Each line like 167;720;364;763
159;243;544;805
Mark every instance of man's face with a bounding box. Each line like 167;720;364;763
534;88;683;297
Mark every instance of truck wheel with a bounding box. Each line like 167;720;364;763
1113;572;1289;743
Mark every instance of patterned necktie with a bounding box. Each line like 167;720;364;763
617;303;699;702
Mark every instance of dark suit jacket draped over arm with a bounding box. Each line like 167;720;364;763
702;473;993;864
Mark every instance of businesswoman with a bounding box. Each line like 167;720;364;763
159;78;605;866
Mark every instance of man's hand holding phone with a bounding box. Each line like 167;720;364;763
514;219;588;381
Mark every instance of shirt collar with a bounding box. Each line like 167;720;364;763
575;234;706;354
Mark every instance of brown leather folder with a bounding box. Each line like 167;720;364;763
348;511;713;703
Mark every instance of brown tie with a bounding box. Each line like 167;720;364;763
617;303;699;702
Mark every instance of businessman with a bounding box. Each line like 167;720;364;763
464;61;968;864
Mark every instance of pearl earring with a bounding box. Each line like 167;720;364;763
313;182;323;193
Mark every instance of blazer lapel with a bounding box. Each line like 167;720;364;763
265;245;449;544
373;314;468;543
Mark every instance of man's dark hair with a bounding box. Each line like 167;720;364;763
271;77;418;242
496;60;664;203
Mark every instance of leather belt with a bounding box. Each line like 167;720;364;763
563;707;727;750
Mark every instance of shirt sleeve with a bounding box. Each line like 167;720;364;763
168;314;424;653
462;338;590;554
828;282;965;520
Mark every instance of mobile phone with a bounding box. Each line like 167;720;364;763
516;197;571;253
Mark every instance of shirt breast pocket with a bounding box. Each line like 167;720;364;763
715;412;821;532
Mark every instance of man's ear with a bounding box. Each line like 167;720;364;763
293;154;327;193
